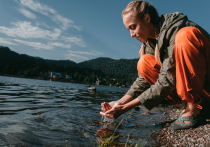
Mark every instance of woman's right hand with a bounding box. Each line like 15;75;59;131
101;101;122;112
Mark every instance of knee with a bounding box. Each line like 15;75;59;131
175;27;202;49
137;55;147;76
137;54;161;85
137;54;157;76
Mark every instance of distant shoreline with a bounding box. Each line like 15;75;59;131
0;74;129;89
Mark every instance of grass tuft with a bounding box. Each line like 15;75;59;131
63;116;146;147
98;117;146;147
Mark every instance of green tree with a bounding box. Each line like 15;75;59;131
91;75;96;84
78;74;83;82
74;72;79;81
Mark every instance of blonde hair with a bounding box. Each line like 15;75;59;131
122;1;162;66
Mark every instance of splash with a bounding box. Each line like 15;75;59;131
100;115;114;129
101;115;114;123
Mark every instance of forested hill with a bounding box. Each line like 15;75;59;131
0;46;77;68
102;58;139;80
0;46;139;81
0;46;46;70
0;46;42;62
45;59;77;67
78;57;116;69
78;57;139;80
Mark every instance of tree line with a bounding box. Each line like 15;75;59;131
0;46;139;86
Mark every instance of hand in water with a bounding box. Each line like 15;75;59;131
101;101;121;112
101;102;112;112
100;101;125;119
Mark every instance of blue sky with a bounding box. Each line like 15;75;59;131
0;0;210;63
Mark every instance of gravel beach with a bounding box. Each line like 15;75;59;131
154;105;210;147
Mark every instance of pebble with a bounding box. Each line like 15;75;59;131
142;112;150;116
163;112;168;115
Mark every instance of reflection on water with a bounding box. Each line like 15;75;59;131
0;76;168;146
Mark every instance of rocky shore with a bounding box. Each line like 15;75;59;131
154;106;210;147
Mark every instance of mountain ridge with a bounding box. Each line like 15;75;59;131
0;46;139;81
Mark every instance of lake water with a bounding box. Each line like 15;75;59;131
0;76;169;146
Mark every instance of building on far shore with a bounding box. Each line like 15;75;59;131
48;71;61;81
96;78;101;85
65;75;72;81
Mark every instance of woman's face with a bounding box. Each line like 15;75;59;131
123;13;154;43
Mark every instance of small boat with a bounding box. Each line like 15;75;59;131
88;87;96;91
86;85;91;87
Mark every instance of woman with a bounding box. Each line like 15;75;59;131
100;1;210;130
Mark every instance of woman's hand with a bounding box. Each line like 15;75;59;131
100;97;141;119
100;101;126;119
101;102;112;112
101;101;123;112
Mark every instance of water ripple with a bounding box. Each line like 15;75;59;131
0;76;167;146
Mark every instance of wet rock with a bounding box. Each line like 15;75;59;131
88;87;96;91
163;112;168;115
142;112;150;116
134;106;140;111
165;123;170;127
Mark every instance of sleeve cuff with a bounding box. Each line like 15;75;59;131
125;90;137;98
137;95;154;110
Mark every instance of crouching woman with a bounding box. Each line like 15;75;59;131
100;1;210;130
